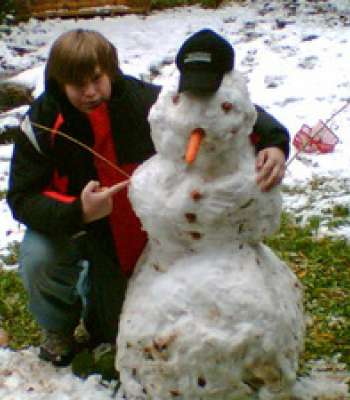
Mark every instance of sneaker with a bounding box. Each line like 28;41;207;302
39;329;76;367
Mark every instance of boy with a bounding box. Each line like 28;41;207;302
7;29;289;366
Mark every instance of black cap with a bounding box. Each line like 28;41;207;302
176;29;235;95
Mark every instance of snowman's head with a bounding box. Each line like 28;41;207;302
149;70;257;168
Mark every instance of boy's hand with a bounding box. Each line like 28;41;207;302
81;180;129;223
256;147;286;192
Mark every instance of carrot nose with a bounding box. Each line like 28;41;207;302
185;128;205;164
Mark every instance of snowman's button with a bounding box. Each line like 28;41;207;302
189;231;202;240
185;212;197;223
190;190;203;201
221;101;234;112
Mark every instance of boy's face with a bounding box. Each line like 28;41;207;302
64;67;112;113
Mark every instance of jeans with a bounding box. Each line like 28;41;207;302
19;228;128;343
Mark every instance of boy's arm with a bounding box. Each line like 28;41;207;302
253;105;290;191
7;119;85;236
253;105;290;158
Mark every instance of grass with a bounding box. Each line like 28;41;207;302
0;270;41;348
266;213;350;371
0;212;349;378
0;241;41;348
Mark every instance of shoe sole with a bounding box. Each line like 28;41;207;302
39;347;75;367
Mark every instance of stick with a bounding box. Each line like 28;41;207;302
286;100;350;168
31;121;130;179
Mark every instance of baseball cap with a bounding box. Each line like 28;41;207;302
176;29;235;94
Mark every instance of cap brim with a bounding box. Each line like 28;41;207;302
178;70;223;94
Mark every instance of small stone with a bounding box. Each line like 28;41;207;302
302;34;319;42
189;231;202;240
275;19;288;29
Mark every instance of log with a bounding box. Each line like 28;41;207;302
0;82;33;113
20;0;150;19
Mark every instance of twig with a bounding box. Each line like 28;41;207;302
31;121;130;179
286;100;350;169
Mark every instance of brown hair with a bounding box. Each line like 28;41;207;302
45;29;119;87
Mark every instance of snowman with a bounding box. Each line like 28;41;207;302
116;30;305;400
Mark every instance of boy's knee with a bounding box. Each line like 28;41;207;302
19;231;58;283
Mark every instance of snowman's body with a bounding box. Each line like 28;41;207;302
116;71;305;400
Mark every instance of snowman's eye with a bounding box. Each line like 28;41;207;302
221;102;233;112
172;95;180;105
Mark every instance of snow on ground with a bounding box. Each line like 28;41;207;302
0;0;349;398
0;347;117;399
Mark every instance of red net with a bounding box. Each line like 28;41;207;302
293;120;339;154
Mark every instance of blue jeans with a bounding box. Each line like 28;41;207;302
19;229;89;333
19;229;128;343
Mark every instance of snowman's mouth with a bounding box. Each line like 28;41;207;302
185;128;206;164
